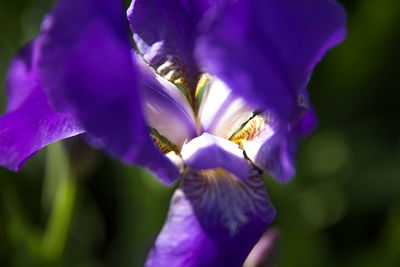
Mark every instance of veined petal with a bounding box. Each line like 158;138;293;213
196;0;346;122
146;168;276;267
0;90;83;171
135;55;197;149
231;114;295;182
39;0;179;184
198;77;253;139
251;107;318;182
181;133;250;180
0;41;83;171
127;0;213;95
251;107;317;182
246;96;317;182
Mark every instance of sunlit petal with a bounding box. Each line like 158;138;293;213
146;167;275;266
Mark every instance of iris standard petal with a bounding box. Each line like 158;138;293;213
0;41;83;171
251;131;296;183
252;110;318;182
127;0;212;96
146;168;276;267
246;95;317;182
293;106;318;137
196;0;346;122
231;114;295;183
181;133;251;180
198;77;253;140
39;0;179;184
135;55;197;149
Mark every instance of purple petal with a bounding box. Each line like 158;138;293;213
244;227;280;267
232;113;296;183
0;41;82;171
181;133;251;180
246;112;316;183
5;42;37;112
248;101;317;183
292;105;318;137
251;131;297;183
146;168;276;267
196;0;346;122
39;0;179;184
134;55;197;148
127;0;212;92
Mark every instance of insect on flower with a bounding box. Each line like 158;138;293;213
0;0;346;266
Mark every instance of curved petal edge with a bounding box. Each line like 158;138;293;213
146;167;276;267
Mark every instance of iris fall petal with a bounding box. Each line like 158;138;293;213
146;168;275;267
0;41;83;171
39;0;179;184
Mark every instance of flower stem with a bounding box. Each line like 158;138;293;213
40;142;78;264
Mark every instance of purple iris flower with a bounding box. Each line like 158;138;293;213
0;0;346;265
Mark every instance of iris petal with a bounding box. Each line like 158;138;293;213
39;0;179;184
146;168;275;267
127;0;214;95
196;0;346;122
0;40;83;171
198;77;253;140
181;133;251;180
247;105;317;183
250;130;297;183
232;114;296;183
5;41;37;112
135;55;197;148
293;105;318;137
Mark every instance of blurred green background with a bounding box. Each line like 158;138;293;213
0;0;400;266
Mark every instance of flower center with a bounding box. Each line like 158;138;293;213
140;61;269;170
